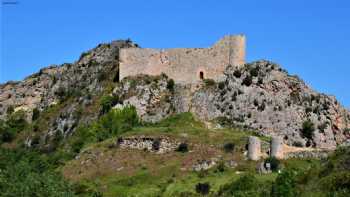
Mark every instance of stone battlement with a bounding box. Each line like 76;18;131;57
119;35;245;84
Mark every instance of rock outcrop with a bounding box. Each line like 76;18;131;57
113;61;350;149
0;40;136;121
181;61;349;149
112;74;175;123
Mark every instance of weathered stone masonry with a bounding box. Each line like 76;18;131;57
119;35;245;84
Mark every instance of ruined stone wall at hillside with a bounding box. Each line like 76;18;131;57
119;35;245;84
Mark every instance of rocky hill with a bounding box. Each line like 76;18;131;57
1;39;350;197
0;40;349;151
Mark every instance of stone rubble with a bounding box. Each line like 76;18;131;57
192;159;217;171
117;136;180;154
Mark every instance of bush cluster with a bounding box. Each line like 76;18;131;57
218;173;271;196
70;106;139;153
152;138;161;151
195;182;210;195
167;79;175;91
176;142;189;153
223;142;235;153
242;75;253;86
218;81;225;89
265;156;280;172
203;79;216;87
99;95;120;114
0;148;75;196
249;66;260;77
272;169;299;197
32;107;40;121
233;70;242;78
301;120;315;140
0;110;28;144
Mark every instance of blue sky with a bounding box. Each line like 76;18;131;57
1;0;349;107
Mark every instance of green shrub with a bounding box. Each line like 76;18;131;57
70;106;139;152
94;105;139;141
272;169;299;197
292;141;303;147
195;182;210;195
223;142;235;153
242;75;252;86
305;107;313;114
6;105;14;115
0;111;28;143
97;72;107;82
176;142;189;153
7;110;27;131
227;174;257;191
79;52;89;60
32;108;40;121
152;138;161;151
218;81;225;89
197;170;209;178
265;157;280;172
301;120;315;140
215;117;234;128
215;161;226;173
218;173;270;196
203;79;216;87
99;95;120;114
0;121;14;143
167;79;175;91
0;148;75;197
70;125;92;153
233;70;242;78
249;67;259;77
154;112;202;128
55;86;68;101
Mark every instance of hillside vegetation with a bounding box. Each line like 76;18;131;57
1;106;349;196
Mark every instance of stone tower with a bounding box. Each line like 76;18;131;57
270;137;284;159
119;35;245;84
248;136;261;161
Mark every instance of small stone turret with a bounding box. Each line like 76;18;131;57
270;137;284;159
248;136;261;160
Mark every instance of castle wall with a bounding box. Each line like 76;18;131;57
119;35;245;84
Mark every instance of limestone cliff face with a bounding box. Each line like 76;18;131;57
189;61;350;149
112;74;175;123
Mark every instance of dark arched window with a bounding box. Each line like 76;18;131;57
199;71;204;80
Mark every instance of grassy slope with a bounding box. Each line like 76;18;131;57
62;113;320;197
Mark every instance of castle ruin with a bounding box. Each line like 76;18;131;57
119;35;245;84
